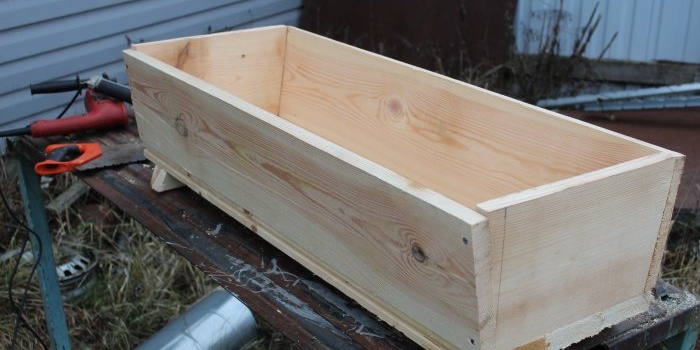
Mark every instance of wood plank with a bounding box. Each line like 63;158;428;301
132;26;288;114
46;181;89;213
124;47;489;349
150;164;184;192
645;155;685;291
477;153;680;349
279;27;657;209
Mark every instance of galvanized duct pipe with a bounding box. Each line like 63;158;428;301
136;289;256;350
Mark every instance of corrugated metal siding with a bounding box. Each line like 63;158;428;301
0;0;301;134
514;0;700;64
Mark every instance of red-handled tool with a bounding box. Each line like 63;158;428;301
35;143;103;175
0;75;131;138
0;90;128;138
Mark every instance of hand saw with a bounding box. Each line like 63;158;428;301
35;143;146;175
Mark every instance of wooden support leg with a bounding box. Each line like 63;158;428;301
151;164;184;192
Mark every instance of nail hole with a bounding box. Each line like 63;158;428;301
411;244;426;263
470;338;475;345
462;237;469;245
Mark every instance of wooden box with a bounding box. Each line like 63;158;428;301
123;26;683;350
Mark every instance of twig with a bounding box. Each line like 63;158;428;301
597;32;618;60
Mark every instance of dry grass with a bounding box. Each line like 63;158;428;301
0;165;215;349
663;211;700;350
663;210;700;296
0;158;301;349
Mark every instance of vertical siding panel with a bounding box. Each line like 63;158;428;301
648;0;663;62
598;0;610;58
654;0;691;62
601;0;628;60
684;1;700;62
623;0;638;60
629;0;654;61
513;0;532;53
560;0;578;56
514;0;700;64
653;0;673;61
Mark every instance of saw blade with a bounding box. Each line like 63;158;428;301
75;143;146;171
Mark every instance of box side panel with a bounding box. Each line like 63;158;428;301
124;53;483;350
477;155;677;349
645;155;684;290
130;26;287;114
278;28;656;209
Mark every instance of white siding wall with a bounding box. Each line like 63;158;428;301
0;0;301;133
514;0;700;64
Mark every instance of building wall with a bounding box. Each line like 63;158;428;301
0;0;301;134
514;0;700;64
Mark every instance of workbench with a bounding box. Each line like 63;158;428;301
13;124;700;349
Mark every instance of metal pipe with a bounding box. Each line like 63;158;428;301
136;289;256;350
582;95;700;111
536;82;700;108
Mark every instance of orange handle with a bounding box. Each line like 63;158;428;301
34;143;102;175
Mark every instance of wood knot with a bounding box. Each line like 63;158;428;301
388;98;403;115
174;116;188;137
411;243;427;263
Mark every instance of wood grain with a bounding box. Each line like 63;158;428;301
279;27;656;209
132;26;287;114
477;153;679;349
645;155;685;291
124;45;488;350
150;164;184;192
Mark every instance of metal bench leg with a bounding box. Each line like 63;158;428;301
16;152;72;350
663;329;699;350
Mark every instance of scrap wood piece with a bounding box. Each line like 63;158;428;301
47;181;89;213
151;164;184;192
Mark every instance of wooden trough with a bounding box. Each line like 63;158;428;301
123;26;684;350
